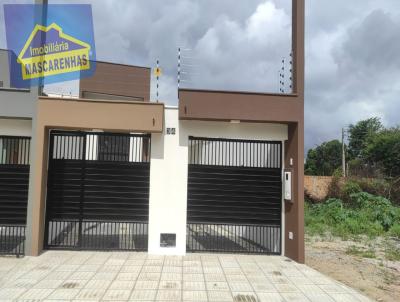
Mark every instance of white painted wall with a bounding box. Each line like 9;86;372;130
0;118;32;136
148;107;288;255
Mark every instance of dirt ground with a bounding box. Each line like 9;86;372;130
306;235;400;302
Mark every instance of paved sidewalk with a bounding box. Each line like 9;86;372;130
0;251;372;301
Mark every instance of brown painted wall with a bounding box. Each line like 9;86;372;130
79;61;151;101
304;176;333;201
285;122;304;263
178;90;302;123
26;97;164;256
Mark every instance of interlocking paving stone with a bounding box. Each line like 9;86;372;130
55;264;80;272
117;272;140;281
296;284;324;294
98;265;122;272
320;284;349;294
19;288;54;299
6;279;38;289
206;281;230;291
74;288;106;300
160;272;183;281
223;267;242;275
305;292;335;302
330;293;364;302
183;281;206;291
134;280;159;290
280;292;311;302
33;279;64;289
162;266;183;273
204;274;226;282
274;283;301;293
228;281;253;292
0;252;373;302
102;289;132;300
0;288;26;299
60;279;88;289
159;280;182;290
156;289;182;301
183;266;203;274
183;290;208;301
125;259;145;266
207;290;232;302
232;292;258;302
256;292;285;302
142;265;162;273
145;259;164;266
47;288;80;299
120;265;143;273
91;271;118;280
109;280;136;290
84;279;112;289
183;273;205;281
251;282;277;293
129;289;156;301
226;274;248;282
76;264;101;272
69;271;96;280
138;272;161;281
44;271;72;280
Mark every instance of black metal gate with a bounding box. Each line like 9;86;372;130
0;136;30;256
45;130;150;251
186;137;282;254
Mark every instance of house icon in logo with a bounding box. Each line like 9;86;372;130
17;23;91;80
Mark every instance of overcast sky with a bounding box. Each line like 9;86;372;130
0;0;399;151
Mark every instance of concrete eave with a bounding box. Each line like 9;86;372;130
37;96;164;133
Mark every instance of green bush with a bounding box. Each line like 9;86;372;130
305;192;400;239
389;224;400;238
341;180;362;204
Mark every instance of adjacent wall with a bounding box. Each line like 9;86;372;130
0;119;32;137
148;108;288;255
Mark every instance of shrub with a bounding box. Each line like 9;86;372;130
389;224;400;238
305;192;400;239
341;180;362;204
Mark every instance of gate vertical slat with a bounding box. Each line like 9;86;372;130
187;136;282;255
45;130;150;251
0;136;30;256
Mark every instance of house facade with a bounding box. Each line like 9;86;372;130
0;0;304;262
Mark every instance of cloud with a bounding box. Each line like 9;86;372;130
305;1;400;150
0;0;399;152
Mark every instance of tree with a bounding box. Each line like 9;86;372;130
348;117;383;159
364;127;400;177
305;140;342;176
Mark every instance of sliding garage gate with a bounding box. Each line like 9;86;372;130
45;130;150;251
187;137;282;254
0;136;30;256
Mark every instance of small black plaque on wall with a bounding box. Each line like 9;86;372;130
160;233;176;247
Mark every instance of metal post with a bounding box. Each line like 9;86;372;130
178;48;181;89
342;128;346;177
156;59;159;103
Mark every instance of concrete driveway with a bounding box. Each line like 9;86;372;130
0;251;372;301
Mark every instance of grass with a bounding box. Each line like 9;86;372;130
305;192;400;261
385;244;400;261
345;245;376;258
305;192;400;239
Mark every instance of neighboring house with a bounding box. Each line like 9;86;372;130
0;0;304;263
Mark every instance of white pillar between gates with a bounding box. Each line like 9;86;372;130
148;107;188;255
